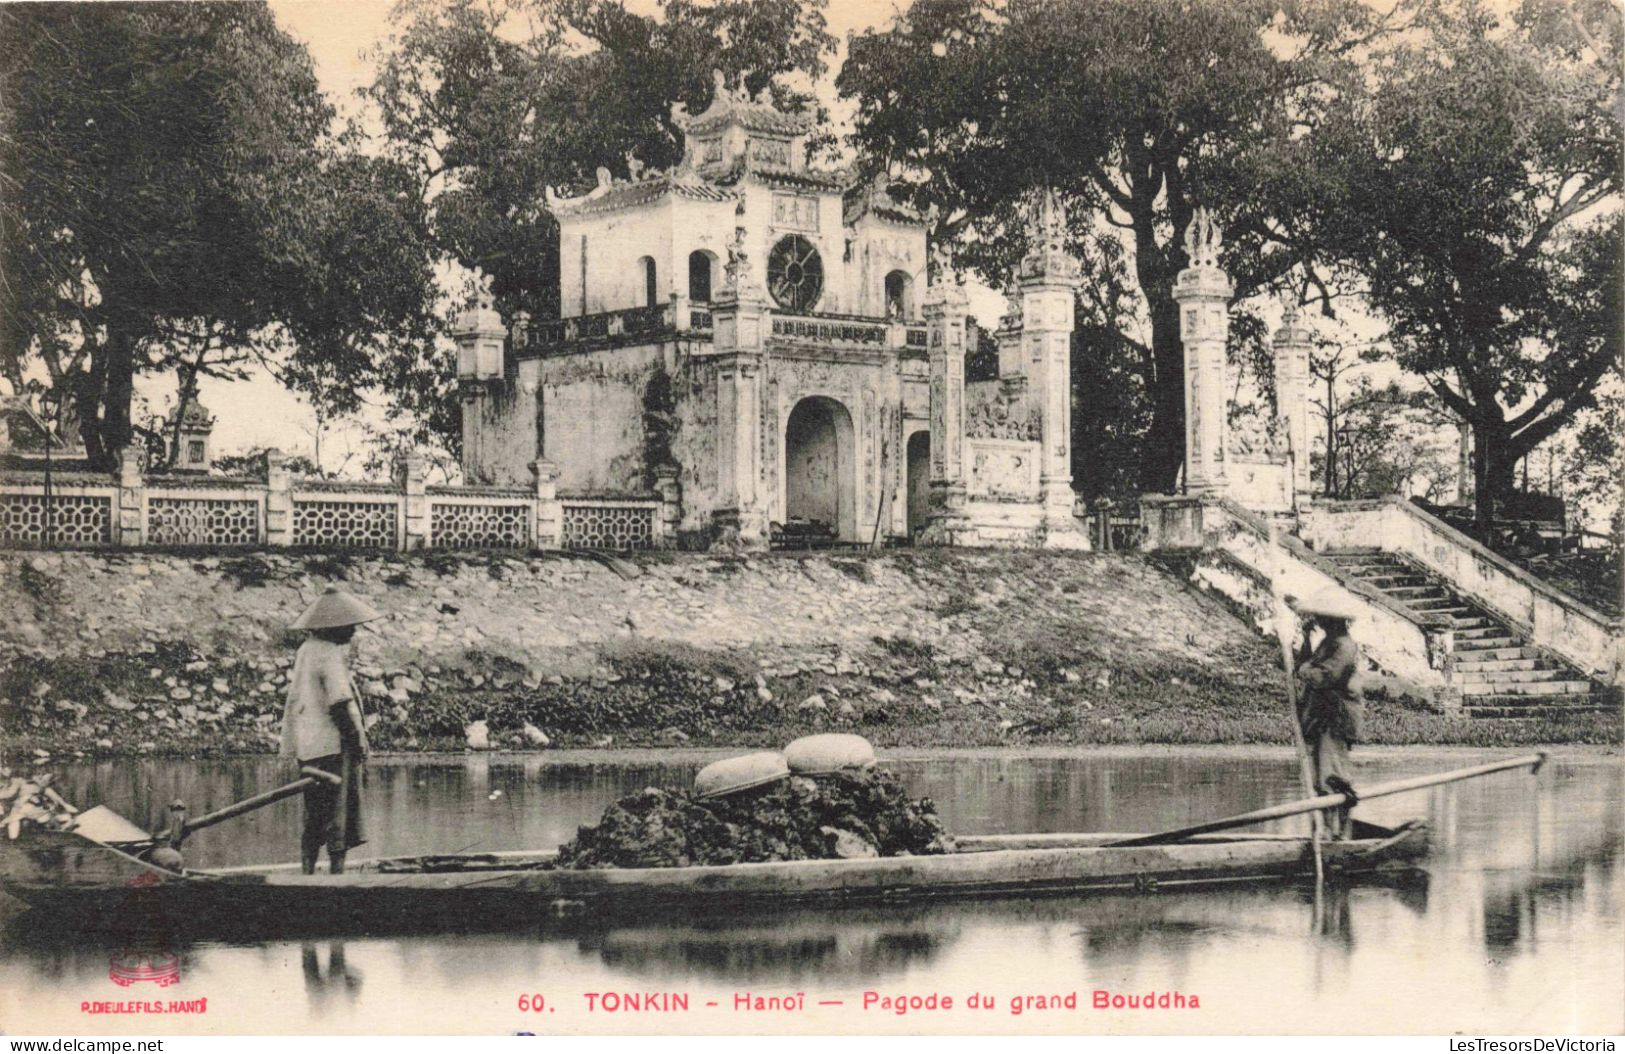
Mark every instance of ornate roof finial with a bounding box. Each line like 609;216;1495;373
1185;208;1223;270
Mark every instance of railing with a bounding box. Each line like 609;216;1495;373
770;312;889;348
518;302;925;356
0;452;679;553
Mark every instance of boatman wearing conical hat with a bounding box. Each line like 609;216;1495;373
1291;592;1365;841
280;585;381;874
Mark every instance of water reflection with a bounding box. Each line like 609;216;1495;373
1;750;1619;1035
301;943;363;1018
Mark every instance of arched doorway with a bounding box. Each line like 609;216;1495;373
784;397;856;542
906;430;931;539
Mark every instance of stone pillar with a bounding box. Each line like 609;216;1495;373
712;353;767;546
262;448;292;547
654;464;682;546
1272;302;1313;504
530;459;562;549
1173;209;1233;497
115;446;145;547
452;292;508;482
918;266;971;546
396;455;428;550
708;223;769;548
1018;188;1088;549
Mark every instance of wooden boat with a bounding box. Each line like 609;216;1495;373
0;818;1427;936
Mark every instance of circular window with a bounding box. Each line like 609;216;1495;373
767;235;824;312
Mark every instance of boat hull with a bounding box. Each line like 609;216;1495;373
0;822;1428;937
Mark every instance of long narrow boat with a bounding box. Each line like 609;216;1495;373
0;818;1426;936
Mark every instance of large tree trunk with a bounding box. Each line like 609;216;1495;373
1472;416;1514;531
77;345;110;469
102;327;136;469
78;326;137;472
1140;280;1185;493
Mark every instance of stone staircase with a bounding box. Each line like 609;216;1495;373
1325;549;1607;718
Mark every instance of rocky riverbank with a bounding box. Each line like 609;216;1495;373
2;547;1616;763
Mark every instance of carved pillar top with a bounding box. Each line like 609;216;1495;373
1173;209;1234;302
1017;186;1081;288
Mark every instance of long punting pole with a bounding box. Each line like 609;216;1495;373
1267;511;1324;882
1104;753;1546;848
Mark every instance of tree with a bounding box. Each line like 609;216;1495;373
1;4;440;472
1;3;332;467
837;0;1382;492
1302;0;1622;527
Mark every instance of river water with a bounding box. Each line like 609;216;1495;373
1;748;1619;1035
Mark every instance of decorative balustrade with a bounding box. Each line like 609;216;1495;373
0;488;115;547
770;313;889;348
516;303;924;357
560;499;659;551
0;455;679;552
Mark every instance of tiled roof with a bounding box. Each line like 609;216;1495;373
686;103;812;138
554;174;739;217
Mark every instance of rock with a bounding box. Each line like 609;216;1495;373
169;687;192;701
211;679;229;694
185;660;208;673
387;687;411;705
869;688;897;705
823;826;880;859
757;687;773;703
521;723;551;747
95;738;114;750
102;690;135;712
797;693;827;713
920;696;943;712
713;676;735;693
464;720;492;750
363;713;380;731
658;727;689;744
835;701;857;720
590;735;615;748
31;682;51;698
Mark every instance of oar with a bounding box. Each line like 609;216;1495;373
1267;511;1324;882
170;766;343;846
1104;753;1546;848
97;766;343;851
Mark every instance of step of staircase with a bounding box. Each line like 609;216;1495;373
1454;657;1546;673
1455;645;1543;661
1465;694;1613;719
1460;678;1596;697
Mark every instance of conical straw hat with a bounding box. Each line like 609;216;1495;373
1289;589;1360;621
290;585;382;631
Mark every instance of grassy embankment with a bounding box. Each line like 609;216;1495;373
2;547;1616;762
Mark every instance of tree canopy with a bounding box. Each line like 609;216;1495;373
1300;0;1622;524
1;2;436;469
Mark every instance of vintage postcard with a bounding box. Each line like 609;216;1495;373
1;0;1620;1039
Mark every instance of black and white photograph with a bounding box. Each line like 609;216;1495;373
0;0;1620;1038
